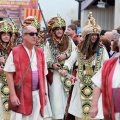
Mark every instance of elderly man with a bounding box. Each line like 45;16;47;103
4;25;48;120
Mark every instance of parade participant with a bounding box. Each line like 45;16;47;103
60;12;109;120
90;38;120;120
4;25;48;120
11;24;19;46
22;16;44;48
67;24;79;45
72;20;81;35
45;14;76;119
22;16;52;120
0;20;13;120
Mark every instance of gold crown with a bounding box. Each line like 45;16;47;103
48;14;66;31
0;20;12;33
81;12;101;39
22;16;40;29
12;24;18;33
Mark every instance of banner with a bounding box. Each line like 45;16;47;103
24;8;42;22
0;0;37;9
0;0;38;28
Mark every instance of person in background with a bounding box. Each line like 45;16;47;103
67;24;79;45
72;20;81;35
90;37;120;120
110;40;119;57
11;24;20;46
100;36;111;58
104;31;113;41
0;20;13;120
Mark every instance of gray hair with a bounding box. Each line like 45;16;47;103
22;26;28;34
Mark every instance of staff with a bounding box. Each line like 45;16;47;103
38;3;49;32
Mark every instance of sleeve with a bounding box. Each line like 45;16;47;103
44;41;54;69
4;51;16;72
91;68;102;89
64;49;78;70
44;57;48;75
101;46;109;66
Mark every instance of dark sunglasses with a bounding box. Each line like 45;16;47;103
77;35;82;37
25;32;38;36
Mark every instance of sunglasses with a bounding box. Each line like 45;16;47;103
25;32;38;36
77;35;82;37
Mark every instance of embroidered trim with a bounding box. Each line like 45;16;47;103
78;46;103;118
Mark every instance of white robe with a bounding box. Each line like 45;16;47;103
92;58;120;120
45;39;76;119
64;46;109;119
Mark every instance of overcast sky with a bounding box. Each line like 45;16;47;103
38;0;78;28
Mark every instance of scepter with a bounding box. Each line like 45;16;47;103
37;3;49;32
4;8;18;31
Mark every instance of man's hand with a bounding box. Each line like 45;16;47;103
0;56;5;64
57;54;67;62
59;70;68;76
90;104;98;118
10;94;21;106
52;63;61;70
0;66;3;72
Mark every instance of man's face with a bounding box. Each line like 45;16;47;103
11;33;17;42
67;27;74;36
23;26;38;45
54;28;64;38
1;32;11;43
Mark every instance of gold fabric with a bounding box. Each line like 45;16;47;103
81;12;101;39
78;47;103;119
0;20;12;33
48;14;66;31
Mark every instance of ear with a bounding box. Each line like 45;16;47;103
22;34;25;40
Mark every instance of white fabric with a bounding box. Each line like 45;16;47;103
45;39;76;119
10;90;43;120
92;58;120;119
4;46;48;75
64;46;109;119
92;59;120;88
3;46;52;119
0;98;4;120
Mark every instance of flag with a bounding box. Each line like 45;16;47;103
24;8;42;22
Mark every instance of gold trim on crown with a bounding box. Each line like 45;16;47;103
0;20;12;33
48;14;66;31
81;12;101;39
12;24;18;33
30;16;40;29
22;16;40;30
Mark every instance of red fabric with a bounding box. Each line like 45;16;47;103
9;45;46;117
102;57;118;120
47;71;53;85
73;35;78;41
24;8;42;22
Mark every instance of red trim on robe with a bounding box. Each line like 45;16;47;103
102;57;118;120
